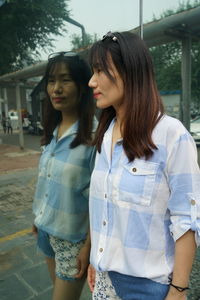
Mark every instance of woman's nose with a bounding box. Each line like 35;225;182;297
88;74;97;88
53;81;62;93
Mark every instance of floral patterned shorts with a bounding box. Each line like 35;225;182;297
93;271;121;300
49;235;85;281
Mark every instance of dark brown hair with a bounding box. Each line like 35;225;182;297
89;31;164;161
41;54;95;147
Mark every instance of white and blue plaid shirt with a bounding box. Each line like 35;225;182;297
89;115;200;284
33;120;96;242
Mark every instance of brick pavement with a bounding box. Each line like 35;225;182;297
0;138;200;299
0;144;40;173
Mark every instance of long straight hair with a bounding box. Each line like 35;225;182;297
41;54;95;147
89;31;164;161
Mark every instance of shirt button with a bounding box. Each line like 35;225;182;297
99;248;103;252
103;221;106;226
191;200;196;205
48;174;51;177
40;211;43;215
105;194;107;198
132;167;137;172
45;193;48;197
51;153;55;157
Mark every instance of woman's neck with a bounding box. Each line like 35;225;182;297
115;107;124;129
61;111;78;127
57;111;78;139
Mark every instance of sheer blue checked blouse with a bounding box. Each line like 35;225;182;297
33;120;97;242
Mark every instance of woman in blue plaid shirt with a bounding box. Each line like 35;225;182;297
32;52;97;300
87;31;200;300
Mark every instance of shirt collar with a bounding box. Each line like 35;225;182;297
53;121;78;141
52;117;98;141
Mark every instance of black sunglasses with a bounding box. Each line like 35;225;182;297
48;51;77;61
102;31;118;42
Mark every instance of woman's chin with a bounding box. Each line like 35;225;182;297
52;104;68;112
96;101;110;110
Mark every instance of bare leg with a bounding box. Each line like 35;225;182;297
45;256;56;283
52;276;86;300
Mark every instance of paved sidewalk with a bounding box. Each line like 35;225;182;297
0;144;92;300
0;140;200;300
0;144;40;173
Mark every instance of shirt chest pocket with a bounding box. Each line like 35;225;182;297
118;160;159;206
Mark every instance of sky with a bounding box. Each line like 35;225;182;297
40;0;185;59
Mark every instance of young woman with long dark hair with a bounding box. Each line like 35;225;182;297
87;31;200;300
32;52;96;300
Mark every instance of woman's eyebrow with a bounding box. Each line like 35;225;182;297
92;62;101;69
60;73;71;77
48;73;71;78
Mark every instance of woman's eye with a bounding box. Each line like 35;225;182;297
92;67;102;74
93;68;102;74
48;79;55;83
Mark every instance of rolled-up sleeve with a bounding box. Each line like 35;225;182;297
166;132;200;246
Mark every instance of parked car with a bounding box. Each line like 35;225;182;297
190;116;200;146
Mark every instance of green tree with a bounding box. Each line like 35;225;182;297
150;42;182;91
150;1;200;110
0;0;70;75
70;33;98;50
152;0;200;19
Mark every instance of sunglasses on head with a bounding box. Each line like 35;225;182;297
48;51;77;61
102;31;118;42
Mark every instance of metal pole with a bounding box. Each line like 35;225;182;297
181;37;191;131
3;88;8;117
81;26;86;47
66;17;86;47
139;0;143;39
16;83;24;149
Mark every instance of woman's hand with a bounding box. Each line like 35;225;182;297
32;224;38;238
75;244;90;279
165;286;187;300
87;264;96;292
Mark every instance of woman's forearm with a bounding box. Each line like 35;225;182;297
165;230;196;299
172;230;196;286
84;230;91;248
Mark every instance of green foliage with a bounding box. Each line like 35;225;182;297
70;33;98;50
191;41;200;104
0;0;70;75
150;42;182;91
152;0;200;20
151;40;200;107
150;0;200;108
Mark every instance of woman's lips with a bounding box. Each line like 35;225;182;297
53;98;63;103
93;93;101;99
